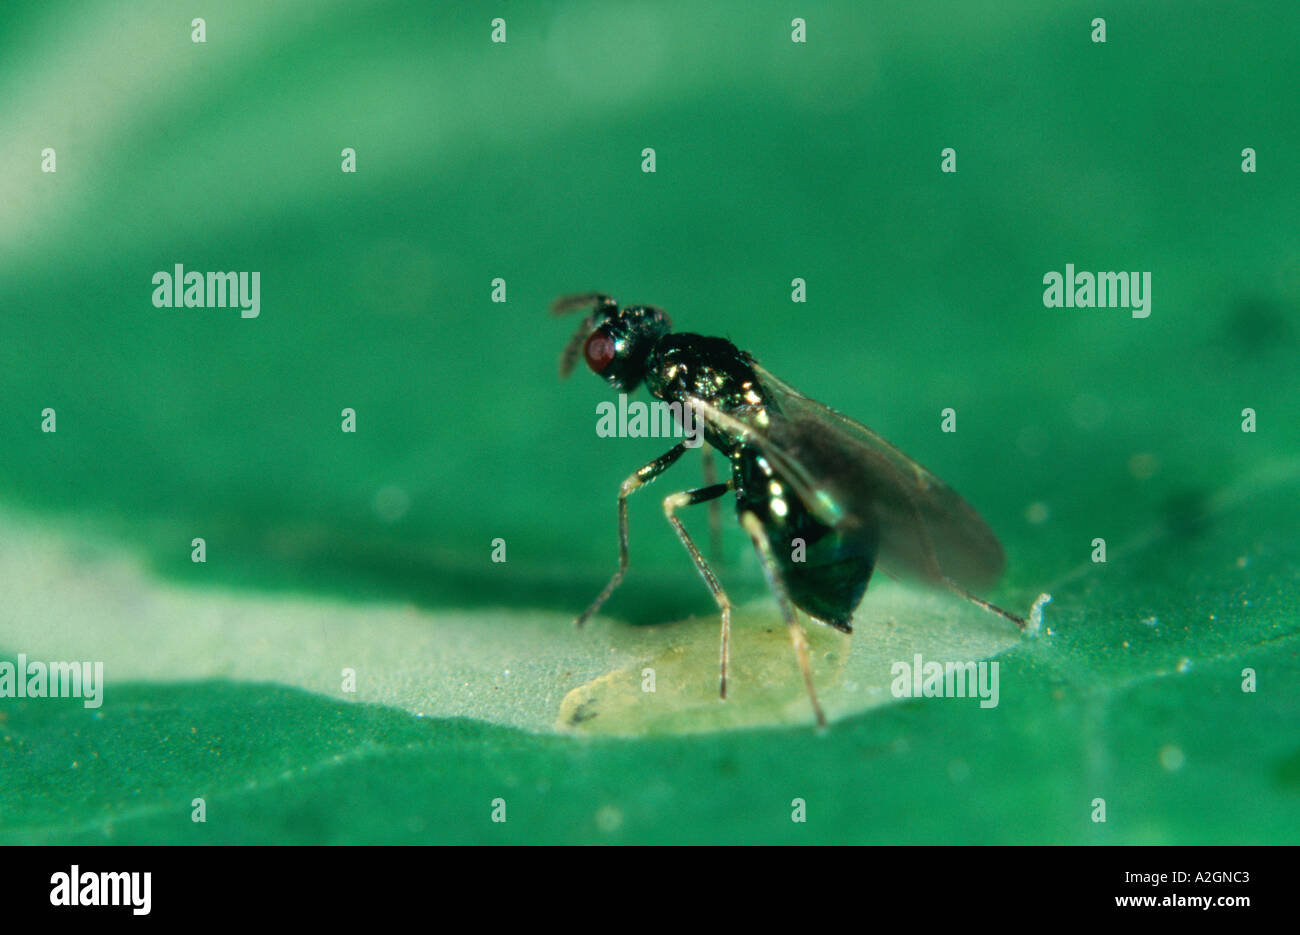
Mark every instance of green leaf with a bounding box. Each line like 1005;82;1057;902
2;0;1298;844
3;456;1298;843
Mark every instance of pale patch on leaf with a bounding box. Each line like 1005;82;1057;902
0;510;1021;735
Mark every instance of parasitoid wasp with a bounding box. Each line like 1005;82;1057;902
554;292;1029;727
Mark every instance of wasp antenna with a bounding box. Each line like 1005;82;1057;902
554;293;620;378
551;292;615;316
558;312;598;378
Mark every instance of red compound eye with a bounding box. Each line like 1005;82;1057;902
584;331;616;373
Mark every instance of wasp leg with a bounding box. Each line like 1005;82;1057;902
575;442;691;628
663;481;735;699
700;447;726;564
739;512;827;728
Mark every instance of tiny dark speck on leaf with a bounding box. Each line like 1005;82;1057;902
1162;488;1212;538
1222;296;1296;358
1272;748;1300;790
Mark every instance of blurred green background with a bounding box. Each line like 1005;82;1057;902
1;0;1298;843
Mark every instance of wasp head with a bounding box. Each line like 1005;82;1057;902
552;293;671;392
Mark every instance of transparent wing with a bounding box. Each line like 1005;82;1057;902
687;361;1007;591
